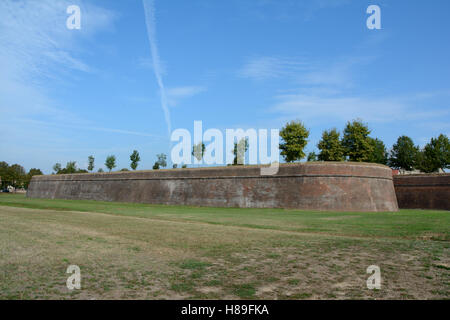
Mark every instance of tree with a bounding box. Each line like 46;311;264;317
232;138;249;165
368;138;388;165
120;168;129;172
56;162;88;174
417;134;450;173
388;136;419;171
105;155;116;172
98;168;104;173
88;156;95;172
173;164;178;169
342;119;374;162
279;120;310;162
53;162;87;174
53;163;62;174
153;153;167;170
65;161;77;174
24;168;43;189
8;164;26;188
28;168;43;176
130;150;141;170
307;152;317;162
0;162;29;188
317;128;345;161
192;142;206;162
0;162;10;188
157;153;167;168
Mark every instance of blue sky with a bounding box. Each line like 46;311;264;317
0;0;449;173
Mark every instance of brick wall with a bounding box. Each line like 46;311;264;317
27;162;399;212
393;174;449;210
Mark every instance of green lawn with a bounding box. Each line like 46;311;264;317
1;194;448;240
0;193;448;299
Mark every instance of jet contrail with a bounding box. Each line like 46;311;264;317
142;0;171;137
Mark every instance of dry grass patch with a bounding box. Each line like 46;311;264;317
0;199;448;300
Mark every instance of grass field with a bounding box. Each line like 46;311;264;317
0;193;448;299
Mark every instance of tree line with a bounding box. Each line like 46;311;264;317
51;150;174;174
2;119;448;189
280;119;449;173
0;162;42;189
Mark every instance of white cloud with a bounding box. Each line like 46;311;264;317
271;91;450;123
166;86;207;106
239;53;448;124
239;56;309;80
0;0;115;83
0;0;115;119
238;55;375;88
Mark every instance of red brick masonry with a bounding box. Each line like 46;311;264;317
27;162;399;212
393;174;450;210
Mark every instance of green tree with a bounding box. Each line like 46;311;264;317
342;119;374;161
153;153;167;170
28;168;43;176
388;136;419;171
0;162;10;188
173;164;178;169
56;162;88;174
53;163;62;174
368;138;388;165
417;134;450;173
192;142;206;162
130;150;141;170
24;168;43;189
317;128;345;161
65;161;77;174
232;138;249;165
9;164;26;188
98;168;104;173
279;120;310;162
105;155;116;172
307;152;317;162
157;153;167;168
88;156;95;172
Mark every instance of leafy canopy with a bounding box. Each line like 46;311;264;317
341;119;374;162
279;120;310;162
130;150;141;170
317;128;344;161
388;136;419;171
105;155;117;172
417;134;449;173
88;155;95;171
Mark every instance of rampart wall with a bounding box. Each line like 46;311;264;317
393;174;449;210
27;163;399;212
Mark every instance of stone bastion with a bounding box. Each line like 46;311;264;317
27;162;398;212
